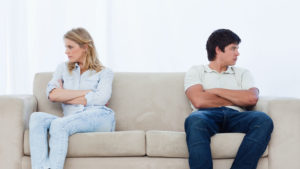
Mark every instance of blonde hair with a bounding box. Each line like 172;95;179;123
64;28;103;73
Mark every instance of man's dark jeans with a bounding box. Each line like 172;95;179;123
184;107;273;169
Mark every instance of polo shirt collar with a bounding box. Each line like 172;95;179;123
204;65;235;74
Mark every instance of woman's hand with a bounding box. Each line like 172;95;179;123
58;79;63;88
64;96;87;106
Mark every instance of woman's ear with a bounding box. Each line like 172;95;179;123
82;44;88;50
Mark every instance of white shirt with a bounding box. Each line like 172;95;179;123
184;65;256;112
46;62;114;116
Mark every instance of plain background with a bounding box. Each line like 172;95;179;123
1;0;299;98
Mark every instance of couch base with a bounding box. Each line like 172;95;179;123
22;156;268;169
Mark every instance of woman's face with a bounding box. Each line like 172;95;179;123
64;38;86;63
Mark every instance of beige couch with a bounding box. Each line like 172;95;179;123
0;72;300;169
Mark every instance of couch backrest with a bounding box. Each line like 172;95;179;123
33;72;192;131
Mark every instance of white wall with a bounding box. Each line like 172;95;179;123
1;0;299;98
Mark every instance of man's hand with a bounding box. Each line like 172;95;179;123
205;88;218;95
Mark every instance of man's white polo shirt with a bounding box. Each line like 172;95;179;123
184;65;256;112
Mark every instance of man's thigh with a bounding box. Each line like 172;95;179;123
225;110;271;133
185;108;225;134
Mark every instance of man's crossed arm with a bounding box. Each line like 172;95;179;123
185;84;259;109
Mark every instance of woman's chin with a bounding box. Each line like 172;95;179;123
68;59;76;63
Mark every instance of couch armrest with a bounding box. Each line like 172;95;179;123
267;98;300;169
0;95;37;169
252;96;278;113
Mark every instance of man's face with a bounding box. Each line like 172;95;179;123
217;43;240;66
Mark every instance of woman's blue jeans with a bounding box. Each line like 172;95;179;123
184;107;273;169
29;107;115;169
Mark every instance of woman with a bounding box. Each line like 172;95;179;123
29;28;115;169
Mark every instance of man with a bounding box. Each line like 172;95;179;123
184;29;273;169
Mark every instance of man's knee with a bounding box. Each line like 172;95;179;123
260;114;274;133
250;112;274;133
185;113;210;132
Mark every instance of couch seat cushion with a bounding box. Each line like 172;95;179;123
146;130;268;158
24;130;145;157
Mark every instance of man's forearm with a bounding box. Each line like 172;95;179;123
192;92;234;109
186;84;234;109
206;88;259;107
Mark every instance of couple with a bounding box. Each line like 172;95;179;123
29;28;273;169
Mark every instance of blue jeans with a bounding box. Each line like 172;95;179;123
29;107;115;169
184;107;273;169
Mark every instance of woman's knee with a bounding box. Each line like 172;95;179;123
49;118;65;135
29;112;48;129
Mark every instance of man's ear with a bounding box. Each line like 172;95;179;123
215;46;222;54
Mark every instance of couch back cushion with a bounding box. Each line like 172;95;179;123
33;72;192;131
